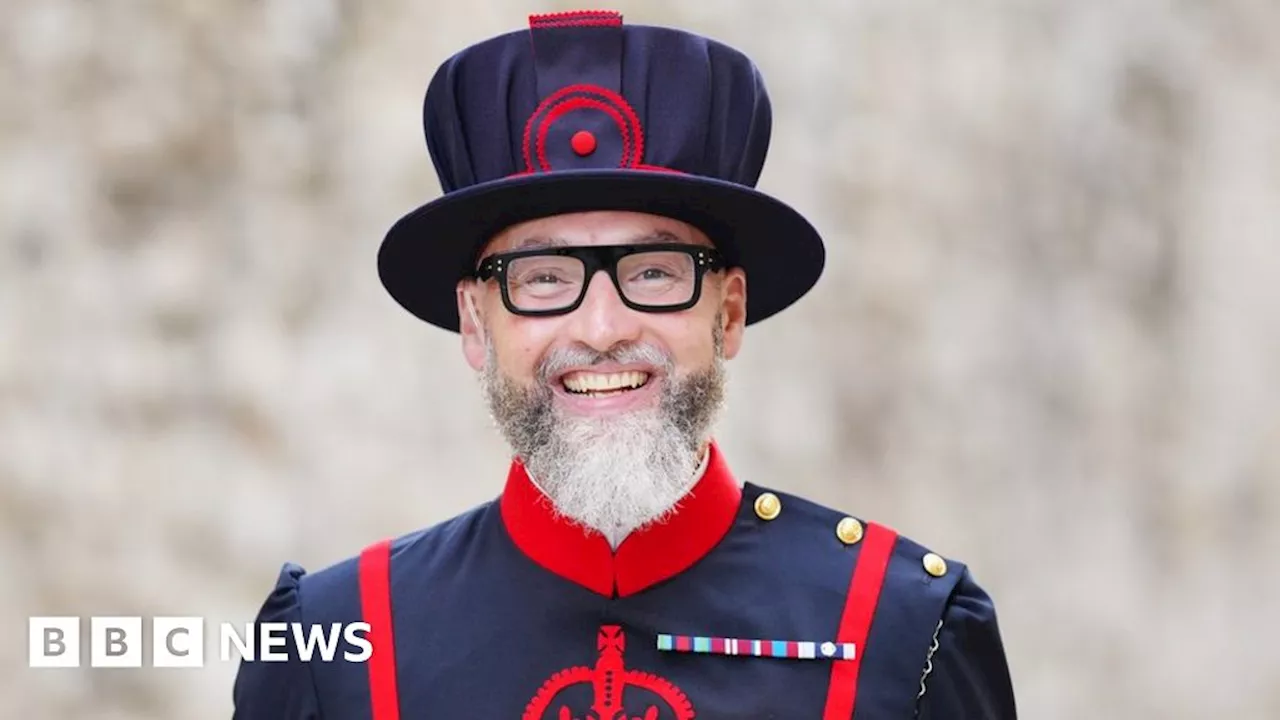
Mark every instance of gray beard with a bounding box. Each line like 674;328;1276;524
480;324;726;547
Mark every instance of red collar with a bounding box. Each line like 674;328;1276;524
499;441;743;597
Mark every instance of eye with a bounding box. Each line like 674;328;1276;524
637;267;675;280
527;272;566;285
510;266;578;287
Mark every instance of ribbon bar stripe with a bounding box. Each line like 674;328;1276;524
657;634;855;660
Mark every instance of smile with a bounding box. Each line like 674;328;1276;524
561;370;652;397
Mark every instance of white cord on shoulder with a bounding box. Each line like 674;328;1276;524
914;618;944;715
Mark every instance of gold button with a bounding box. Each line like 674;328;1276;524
922;553;948;577
754;492;782;521
835;517;864;545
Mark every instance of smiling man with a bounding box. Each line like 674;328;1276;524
471;213;740;551
234;10;1016;720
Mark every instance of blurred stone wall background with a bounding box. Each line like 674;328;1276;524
2;0;1278;717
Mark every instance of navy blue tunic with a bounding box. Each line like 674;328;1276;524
233;446;1015;718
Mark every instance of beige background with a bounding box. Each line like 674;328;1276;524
3;0;1279;718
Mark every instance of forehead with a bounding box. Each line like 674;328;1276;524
480;210;714;256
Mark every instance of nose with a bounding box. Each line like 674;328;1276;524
564;269;643;352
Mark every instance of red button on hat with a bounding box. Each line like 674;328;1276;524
570;130;597;156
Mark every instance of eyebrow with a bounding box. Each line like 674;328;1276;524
513;229;684;250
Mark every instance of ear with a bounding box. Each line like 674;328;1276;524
457;281;487;372
718;268;747;359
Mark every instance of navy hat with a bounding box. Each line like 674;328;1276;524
378;10;825;332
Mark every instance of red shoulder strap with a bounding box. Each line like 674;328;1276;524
359;539;401;720
822;522;898;720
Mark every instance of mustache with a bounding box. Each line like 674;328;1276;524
537;341;675;383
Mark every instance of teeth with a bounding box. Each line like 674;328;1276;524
562;371;650;394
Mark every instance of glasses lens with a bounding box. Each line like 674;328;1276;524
505;254;585;311
616;250;697;307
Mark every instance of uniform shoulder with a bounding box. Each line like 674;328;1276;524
744;482;974;593
741;486;1015;717
246;500;498;622
234;502;498;717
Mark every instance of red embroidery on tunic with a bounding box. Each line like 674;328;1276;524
523;625;695;720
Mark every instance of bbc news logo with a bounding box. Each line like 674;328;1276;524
28;617;372;668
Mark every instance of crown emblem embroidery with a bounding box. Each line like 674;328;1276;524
522;625;695;720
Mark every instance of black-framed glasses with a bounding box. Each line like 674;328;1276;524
473;243;726;317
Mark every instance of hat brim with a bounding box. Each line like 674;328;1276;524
378;169;825;332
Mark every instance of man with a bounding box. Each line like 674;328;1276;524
234;10;1016;719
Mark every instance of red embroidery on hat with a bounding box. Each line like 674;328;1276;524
529;10;623;28
570;130;597;156
501;165;683;179
633;165;687;174
502;166;682;179
522;84;645;173
536;98;630;171
522;625;695;720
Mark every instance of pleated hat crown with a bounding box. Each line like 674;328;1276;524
425;9;771;188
